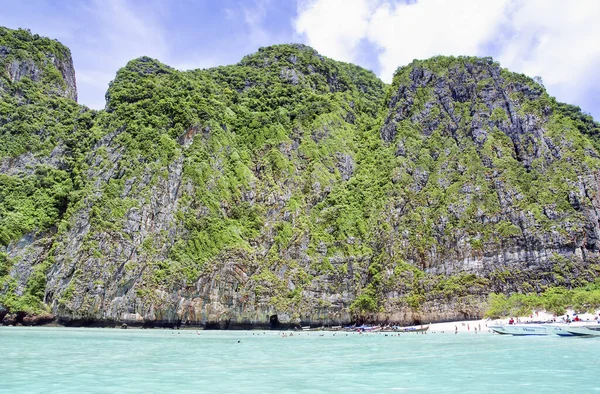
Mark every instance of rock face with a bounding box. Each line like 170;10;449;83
379;57;600;272
0;27;77;101
50;51;77;102
1;29;600;327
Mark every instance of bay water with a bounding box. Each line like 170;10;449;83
1;327;599;393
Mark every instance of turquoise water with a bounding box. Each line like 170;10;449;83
1;327;599;393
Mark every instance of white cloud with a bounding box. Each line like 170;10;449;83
367;0;509;81
294;0;600;116
295;0;376;63
242;0;274;47
495;0;600;107
295;0;509;81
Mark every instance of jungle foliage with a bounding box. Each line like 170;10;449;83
2;28;600;318
485;280;600;318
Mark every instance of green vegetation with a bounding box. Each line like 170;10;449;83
1;28;600;323
93;44;387;289
0;27;82;158
0;27;99;247
0;27;98;313
555;102;600;151
485;280;600;318
0;167;72;244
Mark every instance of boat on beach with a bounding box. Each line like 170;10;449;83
560;322;600;336
488;323;554;336
343;324;382;332
489;321;600;337
301;326;323;331
359;325;382;332
543;323;576;337
301;325;343;331
401;325;429;333
343;324;429;333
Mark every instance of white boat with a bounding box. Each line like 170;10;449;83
492;321;600;337
301;326;323;331
489;323;549;336
563;322;600;336
543;323;576;337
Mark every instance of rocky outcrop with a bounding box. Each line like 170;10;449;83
0;27;77;101
379;57;600;277
0;144;67;176
49;51;77;102
1;311;55;326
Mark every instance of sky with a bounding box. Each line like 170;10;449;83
1;0;599;120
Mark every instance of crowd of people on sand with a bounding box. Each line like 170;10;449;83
172;325;495;338
451;322;484;334
263;320;494;336
165;319;501;337
171;310;600;338
505;310;600;325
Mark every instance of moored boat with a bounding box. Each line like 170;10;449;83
351;325;381;332
401;325;429;333
301;326;323;331
563;323;600;336
489;323;549;336
543;323;576;337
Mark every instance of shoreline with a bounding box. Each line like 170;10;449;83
0;317;492;333
1;315;486;331
3;308;598;332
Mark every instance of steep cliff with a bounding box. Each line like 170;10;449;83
368;57;600;322
0;27;77;101
0;27;92;246
1;28;600;327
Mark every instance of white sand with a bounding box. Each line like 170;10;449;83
424;308;600;335
424;319;490;334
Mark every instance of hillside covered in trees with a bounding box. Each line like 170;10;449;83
2;27;600;327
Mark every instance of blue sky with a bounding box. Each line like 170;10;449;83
1;0;599;120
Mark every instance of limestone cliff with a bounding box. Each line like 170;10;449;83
0;27;76;101
1;28;600;327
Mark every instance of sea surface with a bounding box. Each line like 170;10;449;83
1;326;599;393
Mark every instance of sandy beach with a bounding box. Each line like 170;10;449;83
424;309;600;335
425;319;492;334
